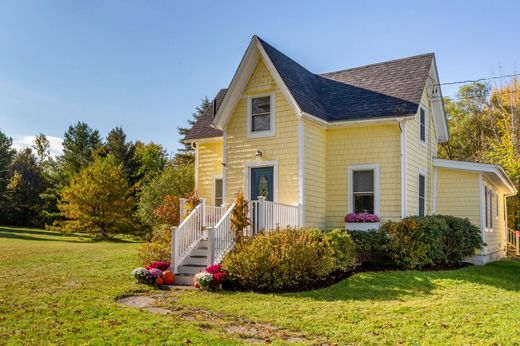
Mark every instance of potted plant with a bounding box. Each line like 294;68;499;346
344;212;380;231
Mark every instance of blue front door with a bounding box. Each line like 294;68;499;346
250;167;274;202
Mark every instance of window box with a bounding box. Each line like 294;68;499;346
345;222;380;232
344;212;380;231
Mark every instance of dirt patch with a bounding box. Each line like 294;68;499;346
117;291;323;344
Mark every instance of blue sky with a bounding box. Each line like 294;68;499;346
1;0;519;155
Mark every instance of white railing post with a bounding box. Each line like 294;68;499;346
207;226;215;266
298;203;304;228
200;198;207;229
171;226;178;273
179;198;187;222
258;196;266;232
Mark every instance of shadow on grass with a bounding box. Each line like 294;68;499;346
288;260;520;302
0;226;139;244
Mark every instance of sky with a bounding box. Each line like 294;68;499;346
1;0;520;155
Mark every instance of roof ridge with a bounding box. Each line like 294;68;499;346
320;53;434;77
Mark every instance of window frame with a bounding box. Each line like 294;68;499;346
348;164;380;216
419;107;427;144
247;93;275;139
212;176;223;207
418;173;426;217
484;184;495;231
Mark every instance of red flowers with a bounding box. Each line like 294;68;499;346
145;261;171;271
205;264;227;284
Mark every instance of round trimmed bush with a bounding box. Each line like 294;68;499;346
221;228;357;292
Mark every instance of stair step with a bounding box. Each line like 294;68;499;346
174;273;194;286
185;255;208;265
191;248;208;257
178;265;206;274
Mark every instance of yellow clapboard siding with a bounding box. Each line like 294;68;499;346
325;124;402;228
482;175;507;254
196;141;223;206
225;59;299;205
435;168;481;227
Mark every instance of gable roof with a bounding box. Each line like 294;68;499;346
188;36;448;142
184;89;227;141
258;37;433;122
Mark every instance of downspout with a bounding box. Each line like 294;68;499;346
298;118;305;226
192;142;198;193
222;130;227;206
399;120;407;218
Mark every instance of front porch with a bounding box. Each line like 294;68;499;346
171;197;302;285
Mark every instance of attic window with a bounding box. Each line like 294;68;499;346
248;94;275;138
419;108;426;142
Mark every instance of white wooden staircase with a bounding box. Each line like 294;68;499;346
508;228;520;259
170;197;301;285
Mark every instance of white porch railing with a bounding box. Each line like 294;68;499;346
171;199;206;273
248;197;301;236
206;205;225;228
508;227;519;256
207;203;236;265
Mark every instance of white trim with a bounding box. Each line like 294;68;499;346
400;120;407;218
433;158;517;195
194;144;199;192
432;167;438;214
247;93;276;139
213;36;301;130
348;163;381;216
244;160;279;202
298;118;305;226
184;136;223;145
429;56;449;143
212;175;223;207
301;112;415;129
479;173;486;250
222;130;227;206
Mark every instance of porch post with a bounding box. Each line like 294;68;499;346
171;226;178;273
516;231;519;256
200;198;206;229
207;226;215;266
258;196;266;231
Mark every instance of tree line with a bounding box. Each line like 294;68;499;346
0;97;209;239
439;80;520;228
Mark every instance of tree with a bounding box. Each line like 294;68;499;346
133;141;168;187
33;133;53;168
176;96;210;162
4;148;46;226
136;162;194;228
50;155;135;239
58;122;102;182
104;127;137;182
0;130;15;223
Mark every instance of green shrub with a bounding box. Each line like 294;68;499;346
433;215;484;264
349;215;484;270
222;228;357;292
138;226;171;265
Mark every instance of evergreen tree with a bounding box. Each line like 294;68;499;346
0;130;15;223
4;148;46;226
104;127;137;183
58;122;102;182
176;96;210;162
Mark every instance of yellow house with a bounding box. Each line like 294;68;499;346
173;36;516;280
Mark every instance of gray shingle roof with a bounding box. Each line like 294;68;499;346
186;37;434;140
184;89;227;141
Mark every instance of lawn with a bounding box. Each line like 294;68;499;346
1;226;520;345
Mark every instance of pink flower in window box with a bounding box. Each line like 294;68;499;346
344;213;380;231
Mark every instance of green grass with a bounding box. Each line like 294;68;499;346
2;226;520;345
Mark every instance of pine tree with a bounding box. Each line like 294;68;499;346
176;96;210;162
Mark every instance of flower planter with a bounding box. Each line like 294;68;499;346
345;222;380;232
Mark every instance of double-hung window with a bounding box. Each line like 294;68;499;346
349;165;380;215
214;178;223;207
485;186;494;230
419;108;426;143
248;95;274;137
418;174;426;216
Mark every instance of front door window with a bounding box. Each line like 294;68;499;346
250;167;274;202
